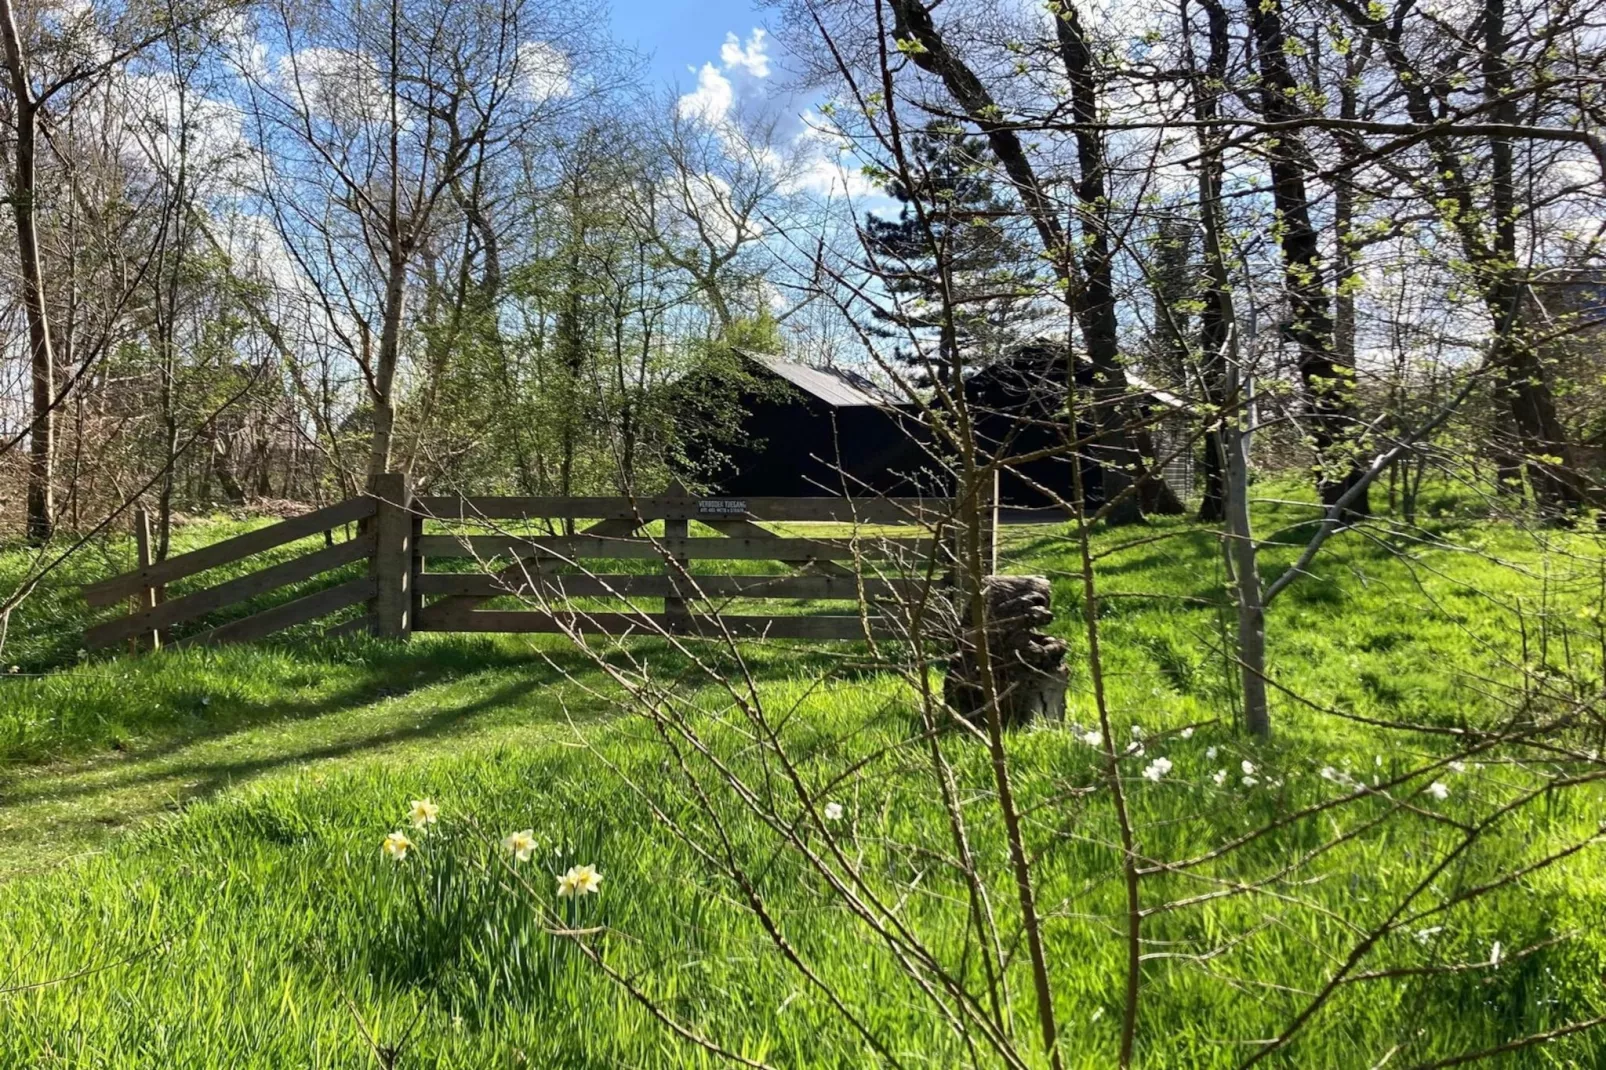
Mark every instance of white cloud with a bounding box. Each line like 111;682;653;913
782;116;883;201
678;27;772;123
719;29;770;78
678;62;734;125
515;41;572;103
277;47;386;124
123;73;254;193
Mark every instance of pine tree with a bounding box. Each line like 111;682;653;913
863;126;1034;379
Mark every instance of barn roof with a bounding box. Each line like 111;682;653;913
737;350;901;408
737;346;1191;413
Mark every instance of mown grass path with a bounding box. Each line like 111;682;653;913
0;637;615;879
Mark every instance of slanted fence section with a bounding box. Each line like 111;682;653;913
410;493;959;641
82;497;379;650
82;478;977;649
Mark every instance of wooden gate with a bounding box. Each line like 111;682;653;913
82;497;377;650
409;491;957;641
83;476;977;649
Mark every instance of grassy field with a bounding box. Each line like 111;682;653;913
0;492;1603;1067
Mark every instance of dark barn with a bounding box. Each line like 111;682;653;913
957;344;1192;512
689;347;1189;511
688;350;939;497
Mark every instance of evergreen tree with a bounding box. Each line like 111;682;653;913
863;126;1035;378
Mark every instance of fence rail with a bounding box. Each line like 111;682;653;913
82;477;983;650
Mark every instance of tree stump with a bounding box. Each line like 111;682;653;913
946;575;1068;728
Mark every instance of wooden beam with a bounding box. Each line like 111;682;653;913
414;605;894;640
86;533;374;649
171;577;375;648
415;572;928;601
421;514;647;619
412;495;955;525
368;472;412;638
414;535;936;562
662;515;689;634
82;496;376;607
131;508;160;651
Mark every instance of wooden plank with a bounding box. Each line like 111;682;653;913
414;605;894;640
368;472;412;638
423;514;648;619
83;496;376;607
85;534;374;649
414;534;936;562
132;508;160;651
662;515;689;635
698;516;857;577
415;572;928;601
171;577;376;648
412;495;954;525
324;615;369;639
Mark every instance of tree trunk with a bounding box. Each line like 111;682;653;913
0;0;55;543
1479;0;1585;516
1190;0;1231;524
945;575;1068;728
1056;3;1161;524
1246;0;1367;516
366;252;408;485
889;0;1188;522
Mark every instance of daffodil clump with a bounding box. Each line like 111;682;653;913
556;864;602;898
383;800;606;903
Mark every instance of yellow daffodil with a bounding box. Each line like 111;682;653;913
557;863;602;898
382;830;413;861
408;798;439;828
503;829;537;861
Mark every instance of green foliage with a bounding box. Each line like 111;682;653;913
0;501;1603;1066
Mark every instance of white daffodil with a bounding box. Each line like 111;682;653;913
1489;940;1502;966
503;829;537;862
1142;757;1173;782
1425;781;1450;801
382;830;413;862
557;863;603;898
1206;746;1218;760
1448;761;1467;774
1241;759;1257;776
408;798;439;828
823;802;844;821
1241;775;1259;787
1180;727;1195;739
1130;724;1145;740
1212;769;1228;786
1414;926;1444;944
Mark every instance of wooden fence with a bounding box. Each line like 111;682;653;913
83;474;984;650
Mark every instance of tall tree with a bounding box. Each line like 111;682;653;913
862;124;1032;374
1;0;61;543
1245;0;1369;514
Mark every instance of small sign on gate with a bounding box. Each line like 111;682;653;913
696;498;749;517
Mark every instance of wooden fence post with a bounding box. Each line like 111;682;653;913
663;514;690;635
132;508;162;652
369;472;413;639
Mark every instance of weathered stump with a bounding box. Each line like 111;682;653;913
946;575;1068;728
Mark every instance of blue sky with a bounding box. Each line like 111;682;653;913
608;0;774;92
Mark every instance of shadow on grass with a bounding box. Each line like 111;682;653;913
1;673;561;811
0;630;876;840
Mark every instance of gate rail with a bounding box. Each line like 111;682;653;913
83;475;988;650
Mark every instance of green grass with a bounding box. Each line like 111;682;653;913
1;493;1603;1067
